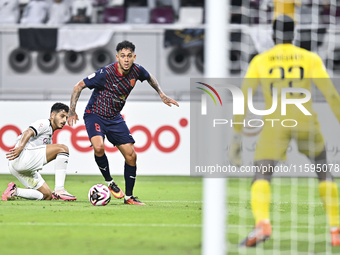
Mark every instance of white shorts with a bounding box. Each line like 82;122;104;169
8;145;47;189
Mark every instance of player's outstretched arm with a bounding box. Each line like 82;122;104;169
68;80;86;126
6;128;34;160
147;74;179;107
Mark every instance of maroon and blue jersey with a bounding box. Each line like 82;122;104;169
83;62;150;119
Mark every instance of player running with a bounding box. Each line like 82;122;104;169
229;15;340;247
1;102;76;201
68;40;179;205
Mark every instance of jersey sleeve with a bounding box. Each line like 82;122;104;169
137;65;150;82
29;119;50;137
233;56;261;133
83;68;106;89
244;55;260;79
312;54;340;123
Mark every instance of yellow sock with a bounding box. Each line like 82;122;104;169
251;179;271;225
319;181;340;227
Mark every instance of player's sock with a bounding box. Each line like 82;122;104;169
124;162;136;196
54;152;69;191
319;181;340;228
251;179;271;224
95;154;112;182
16;188;44;200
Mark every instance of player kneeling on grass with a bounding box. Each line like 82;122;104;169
1;102;76;201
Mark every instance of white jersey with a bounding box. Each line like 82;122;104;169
15;119;53;149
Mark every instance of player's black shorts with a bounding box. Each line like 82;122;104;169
84;112;135;146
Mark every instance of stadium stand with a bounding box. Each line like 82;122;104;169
126;6;150;24
3;0;340;100
150;7;174;23
177;6;203;25
0;0;20;24
103;6;125;23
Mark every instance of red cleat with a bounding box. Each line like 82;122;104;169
239;219;272;247
124;196;146;205
108;181;124;199
331;227;340;246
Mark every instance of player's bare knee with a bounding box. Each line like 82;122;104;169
317;170;334;182
131;151;137;163
93;144;105;156
252;160;276;184
58;144;69;154
126;151;136;165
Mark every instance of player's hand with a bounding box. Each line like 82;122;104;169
68;112;79;127
228;132;242;167
6;146;23;161
160;94;179;107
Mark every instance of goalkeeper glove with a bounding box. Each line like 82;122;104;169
228;132;242;167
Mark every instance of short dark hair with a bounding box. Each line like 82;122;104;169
51;102;69;114
116;40;135;53
273;15;295;42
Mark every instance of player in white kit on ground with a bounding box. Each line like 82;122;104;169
1;102;76;201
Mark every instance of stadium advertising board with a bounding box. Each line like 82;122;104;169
0;101;189;175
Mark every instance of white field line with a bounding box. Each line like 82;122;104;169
144;201;324;205
144;201;202;203
228;225;328;229
0;222;201;228
0;222;329;229
136;182;201;185
228;201;323;205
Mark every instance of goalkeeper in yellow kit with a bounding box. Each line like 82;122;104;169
229;15;340;247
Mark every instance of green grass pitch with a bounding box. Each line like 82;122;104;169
227;178;340;255
0;175;202;255
1;175;340;254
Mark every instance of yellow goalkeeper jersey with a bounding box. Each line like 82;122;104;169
234;43;340;133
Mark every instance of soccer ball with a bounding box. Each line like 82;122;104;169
88;184;111;206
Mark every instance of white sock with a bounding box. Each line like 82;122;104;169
125;195;131;200
16;188;44;200
106;180;115;187
331;226;339;232
54;152;69;191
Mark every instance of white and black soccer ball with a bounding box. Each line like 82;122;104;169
88;184;111;206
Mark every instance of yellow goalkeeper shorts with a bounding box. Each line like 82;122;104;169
254;123;325;162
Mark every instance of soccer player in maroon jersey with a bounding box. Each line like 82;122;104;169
68;40;179;205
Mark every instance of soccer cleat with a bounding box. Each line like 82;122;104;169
108;182;124;199
331;227;340;246
52;189;77;201
124;196;146;205
1;182;17;201
239;219;272;247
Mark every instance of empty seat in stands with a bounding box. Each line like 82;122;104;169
127;7;150;24
178;7;203;25
103;7;126;23
107;0;124;6
150;7;174;23
321;7;340;24
93;0;109;5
